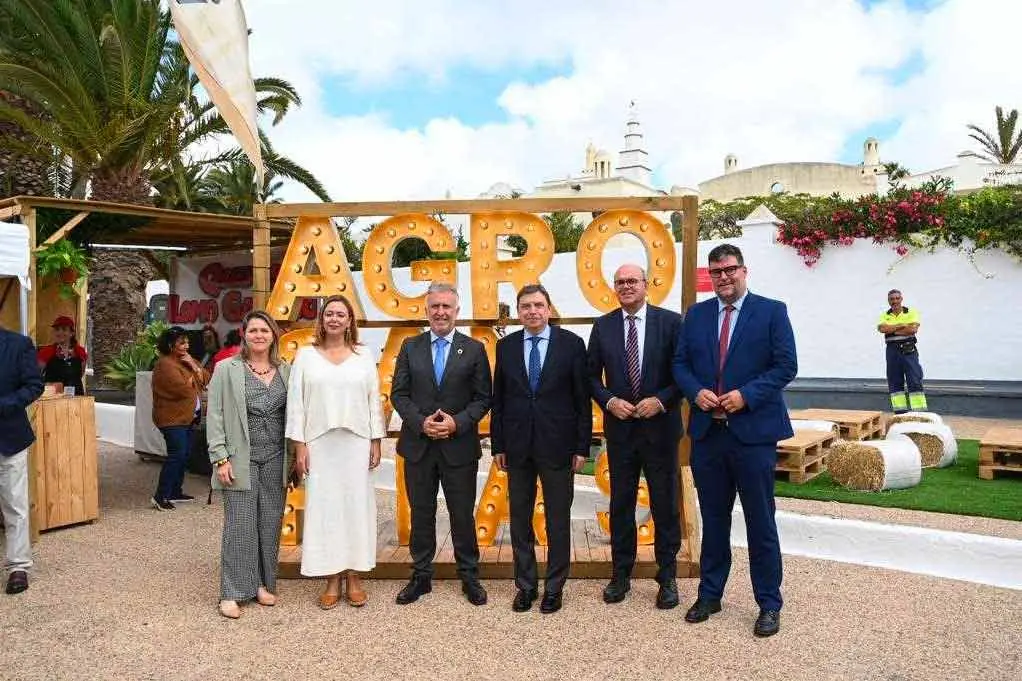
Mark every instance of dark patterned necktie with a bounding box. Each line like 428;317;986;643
528;336;541;394
626;315;640;400
714;305;735;417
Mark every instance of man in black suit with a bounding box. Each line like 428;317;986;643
588;263;684;609
390;283;492;605
492;284;591;614
0;325;44;595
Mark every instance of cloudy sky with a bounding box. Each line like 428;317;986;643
237;0;1022;203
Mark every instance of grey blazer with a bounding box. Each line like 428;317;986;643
206;355;291;491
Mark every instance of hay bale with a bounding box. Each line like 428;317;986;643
827;436;921;491
790;419;840;435
888;411;944;426
887;422;957;468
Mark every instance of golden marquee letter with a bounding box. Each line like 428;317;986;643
362;213;458;318
470;211;555;318
267;216;365;321
575;209;676;313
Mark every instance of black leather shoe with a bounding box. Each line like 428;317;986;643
5;570;28;595
754;609;780;637
656;580;679;610
684;598;722;623
462;580;488;606
539;592;562;614
602;576;630;604
512;588;538;612
395;576;432;605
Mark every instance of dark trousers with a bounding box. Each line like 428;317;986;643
886;343;925;413
155;425;193;501
606;437;680;584
691;422;782;611
508;457;573;595
404;445;480;581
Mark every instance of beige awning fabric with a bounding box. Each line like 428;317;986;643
169;0;264;187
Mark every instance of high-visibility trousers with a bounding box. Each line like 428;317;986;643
885;343;927;413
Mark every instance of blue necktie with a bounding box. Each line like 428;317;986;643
528;335;542;394
433;337;448;385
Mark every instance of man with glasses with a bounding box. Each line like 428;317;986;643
672;244;797;637
588;264;684;610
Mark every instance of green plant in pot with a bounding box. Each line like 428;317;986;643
36;239;90;299
104;320;168;392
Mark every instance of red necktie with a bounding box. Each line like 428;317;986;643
714;304;734;417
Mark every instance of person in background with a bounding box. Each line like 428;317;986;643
212;329;242;372
877;289;927;414
151;326;210;510
206;311;290;620
36;315;86;396
200;324;221;373
286;295;384;609
0;324;45;595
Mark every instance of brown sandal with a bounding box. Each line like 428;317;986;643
345;571;368;607
318;576;343;610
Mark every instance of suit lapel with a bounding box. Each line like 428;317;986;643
508;330;529;390
228;359;249;442
419;332;440;390
438;331;465;387
709;301;722;371
536;327;556;390
640;306;658;387
724;294;756;367
609;310;626;382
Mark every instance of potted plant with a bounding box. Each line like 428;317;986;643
35;239;90;298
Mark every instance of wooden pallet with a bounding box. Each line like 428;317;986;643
775;451;827;484
279;518;696;580
777;429;837;468
978;427;1022;480
789;409;885;441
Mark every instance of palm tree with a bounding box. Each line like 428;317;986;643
0;0;330;385
967;106;1022;164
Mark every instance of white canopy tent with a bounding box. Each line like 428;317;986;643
0;220;31;334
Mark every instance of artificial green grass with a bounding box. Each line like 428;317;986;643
774;439;1022;521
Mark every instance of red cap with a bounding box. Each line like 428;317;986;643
51;315;76;330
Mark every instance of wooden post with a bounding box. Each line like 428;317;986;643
252;204;271;311
677;196;701;573
21;205;40;543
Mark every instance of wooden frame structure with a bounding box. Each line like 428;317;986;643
258;195;702;579
0;193;704;578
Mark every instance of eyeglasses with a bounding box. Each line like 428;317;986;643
708;265;742;279
613;278;645;288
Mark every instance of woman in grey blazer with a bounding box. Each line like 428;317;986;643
206;310;291;619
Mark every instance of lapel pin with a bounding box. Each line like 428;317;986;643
457;348;463;355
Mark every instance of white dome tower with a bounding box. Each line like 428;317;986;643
616;101;652;186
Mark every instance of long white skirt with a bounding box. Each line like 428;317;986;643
300;428;377;576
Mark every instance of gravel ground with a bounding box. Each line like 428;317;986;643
1;441;1020;681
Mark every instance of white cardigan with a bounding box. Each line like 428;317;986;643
285;346;386;444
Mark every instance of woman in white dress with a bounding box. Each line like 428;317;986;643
286;295;385;609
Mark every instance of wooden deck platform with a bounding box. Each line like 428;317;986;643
978;427;1022;480
279;519;697;580
789;409;885;441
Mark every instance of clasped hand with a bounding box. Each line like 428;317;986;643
423;409;456;439
695;388;745;413
608;396;663;420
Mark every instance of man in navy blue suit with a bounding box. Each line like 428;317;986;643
492;284;591;614
0;325;44;595
672;243;797;637
588;264;684;610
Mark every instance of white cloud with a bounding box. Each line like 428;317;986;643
234;0;1021;203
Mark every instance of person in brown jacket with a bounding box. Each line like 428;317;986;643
151;326;210;510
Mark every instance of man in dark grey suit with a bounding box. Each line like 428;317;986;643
390;283;492;605
491;284;591;614
588;264;684;609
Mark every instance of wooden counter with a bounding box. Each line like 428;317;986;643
29;396;99;536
